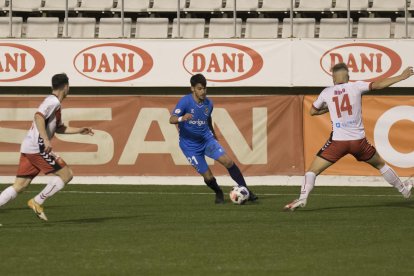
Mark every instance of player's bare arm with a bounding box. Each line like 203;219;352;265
169;113;193;124
208;117;218;140
56;125;94;135
371;66;414;90
310;105;329;116
34;113;52;153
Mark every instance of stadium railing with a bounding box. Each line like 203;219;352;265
0;0;413;39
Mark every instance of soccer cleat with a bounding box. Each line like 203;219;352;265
283;198;307;211
402;179;413;199
215;190;225;204
248;190;259;202
27;198;48;221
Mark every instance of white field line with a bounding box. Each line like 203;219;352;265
23;190;403;197
2;175;410;187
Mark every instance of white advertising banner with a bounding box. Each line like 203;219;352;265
0;39;413;87
292;40;411;87
0;39;291;87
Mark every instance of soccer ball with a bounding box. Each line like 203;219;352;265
229;186;250;205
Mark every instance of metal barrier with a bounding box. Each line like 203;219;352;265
4;0;412;38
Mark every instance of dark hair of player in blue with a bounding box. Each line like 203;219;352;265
52;73;69;90
190;74;207;88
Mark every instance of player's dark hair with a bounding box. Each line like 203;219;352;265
190;74;207;87
52;73;69;90
332;63;349;73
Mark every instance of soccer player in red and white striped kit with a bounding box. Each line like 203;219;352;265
284;63;414;211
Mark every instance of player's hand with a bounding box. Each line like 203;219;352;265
182;113;193;121
400;66;414;80
80;127;94;136
43;139;52;154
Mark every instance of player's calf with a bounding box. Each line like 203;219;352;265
204;177;224;204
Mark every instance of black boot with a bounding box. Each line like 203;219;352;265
205;178;225;204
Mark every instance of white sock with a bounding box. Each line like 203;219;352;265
0;186;18;207
299;172;316;201
380;164;405;193
34;176;65;205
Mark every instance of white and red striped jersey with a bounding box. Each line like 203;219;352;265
21;95;63;153
313;81;372;141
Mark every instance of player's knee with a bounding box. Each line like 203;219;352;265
202;171;214;182
13;180;30;193
219;155;234;168
65;168;74;183
225;159;234;169
57;166;73;184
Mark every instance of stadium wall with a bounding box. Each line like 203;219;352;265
0;39;413;185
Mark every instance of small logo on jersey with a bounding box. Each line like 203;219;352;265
0;43;45;82
204;107;209;115
74;43;153;82
188;119;206;126
175;109;181;114
320;43;402;82
191;109;195;114
183;43;263;83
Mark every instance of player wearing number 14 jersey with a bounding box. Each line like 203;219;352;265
284;63;414;211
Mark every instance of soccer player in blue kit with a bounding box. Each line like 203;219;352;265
169;74;258;204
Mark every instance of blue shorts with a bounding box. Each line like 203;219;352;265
180;138;226;174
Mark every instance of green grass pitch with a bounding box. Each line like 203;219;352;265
1;184;414;275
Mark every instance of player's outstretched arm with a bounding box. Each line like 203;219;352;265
371;66;414;90
56;125;94;136
169;113;193;124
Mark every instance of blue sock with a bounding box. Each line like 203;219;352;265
228;164;247;187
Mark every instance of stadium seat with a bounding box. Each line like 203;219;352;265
295;0;332;12
135;18;168;38
282;18;315;38
244;18;278;38
111;0;149;13
357;18;391;38
221;0;259;12
258;0;292;12
0;0;7;10
63;17;96;38
208;18;242;38
410;0;414;12
330;0;369;12
75;0;114;12
172;18;205;38
319;18;353;38
394;18;414;38
39;0;78;12
184;0;222;12
98;18;132;38
0;17;23;38
26;17;59;38
367;0;406;12
2;0;42;12
148;0;186;13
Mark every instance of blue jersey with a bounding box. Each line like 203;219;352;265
172;94;214;147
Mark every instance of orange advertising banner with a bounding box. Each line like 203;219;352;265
0;95;304;176
303;95;414;176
